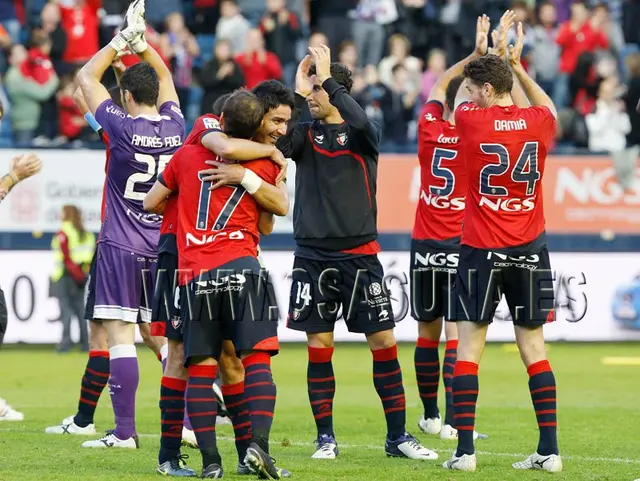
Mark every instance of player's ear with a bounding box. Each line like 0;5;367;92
219;113;226;131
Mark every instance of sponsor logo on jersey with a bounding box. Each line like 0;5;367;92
170;104;184;118
436;133;459;144
413;251;459;270
195;273;246;294
478;196;536;212
185;230;245;246
487;252;540;270
421;191;465;210
106;104;126;118
203;117;220;130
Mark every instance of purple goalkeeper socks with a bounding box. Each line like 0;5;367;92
109;345;139;440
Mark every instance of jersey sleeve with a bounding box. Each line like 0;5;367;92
454;102;481;136
94;99;127;140
418;101;445;141
159;101;187;136
244;159;278;186
158;151;181;192
529;106;557;149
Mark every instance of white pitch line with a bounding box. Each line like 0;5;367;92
2;428;639;465
136;433;640;465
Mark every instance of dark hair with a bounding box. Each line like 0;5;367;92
445;76;465;111
252;80;294;112
309;62;354;93
391;63;407;76
221;90;265;139
212;93;232;116
107;86;123;109
463;54;513;95
119;62;159;107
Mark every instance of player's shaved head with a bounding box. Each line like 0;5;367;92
463;54;513;97
212;93;232;116
445;76;464;112
119;62;160;108
309;62;353;93
221;90;265;139
252;80;294;112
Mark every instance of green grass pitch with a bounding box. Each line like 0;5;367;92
1;342;640;480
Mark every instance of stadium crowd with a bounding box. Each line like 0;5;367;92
0;0;638;155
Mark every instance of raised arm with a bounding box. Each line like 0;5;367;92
429;14;490;104
509;23;557;118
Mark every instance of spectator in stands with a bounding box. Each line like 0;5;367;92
351;0;397;69
590;3;625;61
554;0;608;109
338;41;358;74
216;0;251;55
98;0;129;47
354;64;388;128
378;34;421;92
54;0;100;66
531;2;560;95
0;0;21;44
160;12;199;113
507;1;535;60
0;23;13;74
35;3;68;76
394;0;431;61
419;48;446;103
259;0;302;86
307;31;328;49
585;75;630;152
198;38;245;115
381;63;418;151
4;43;59;146
619;53;640;189
57;71;96;145
235;28;282;89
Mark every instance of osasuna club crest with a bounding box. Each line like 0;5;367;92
337;132;348;146
171;316;182;329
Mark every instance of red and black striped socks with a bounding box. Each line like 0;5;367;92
452;360;479;456
186;365;220;468
159;376;186;463
414;338;440;419
372;345;406;440
442;340;458;426
74;350;109;427
222;381;252;462
307;346;336;437
243;353;276;454
527;360;559;456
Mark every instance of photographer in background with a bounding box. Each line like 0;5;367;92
0;99;44;421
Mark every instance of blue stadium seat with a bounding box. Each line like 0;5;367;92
195;34;215;69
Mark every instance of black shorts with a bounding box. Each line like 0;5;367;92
410;239;459;322
453;245;555;327
84;249;98;322
286;255;395;335
0;286;7;348
180;256;279;366
150;251;182;341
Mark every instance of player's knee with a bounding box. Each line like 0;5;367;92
188;355;217;367
515;326;547;367
444;320;458;341
307;332;334;349
88;321;108;351
365;329;396;351
455;321;487;363
104;320;135;347
418;317;443;341
138;323;152;342
166;341;187;378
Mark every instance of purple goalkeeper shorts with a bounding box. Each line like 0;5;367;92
86;243;157;324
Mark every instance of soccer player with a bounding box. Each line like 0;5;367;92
45;55;168;438
277;46;435;460
0;141;43;422
442;23;562;472
413;15;510;442
69;2;186;448
144;90;288;479
151;84;293;478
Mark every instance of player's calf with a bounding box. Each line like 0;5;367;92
307;344;338;459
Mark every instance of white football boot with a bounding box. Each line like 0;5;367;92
0;398;24;421
385;432;438;460
82;431;139;448
418;415;442;435
45;415;96;434
442;452;477;471
512;452;563;472
182;426;198;448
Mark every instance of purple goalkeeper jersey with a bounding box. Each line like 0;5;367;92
94;99;186;257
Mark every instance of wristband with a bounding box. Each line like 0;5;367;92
240;169;263;195
8;172;19;186
84;113;102;133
